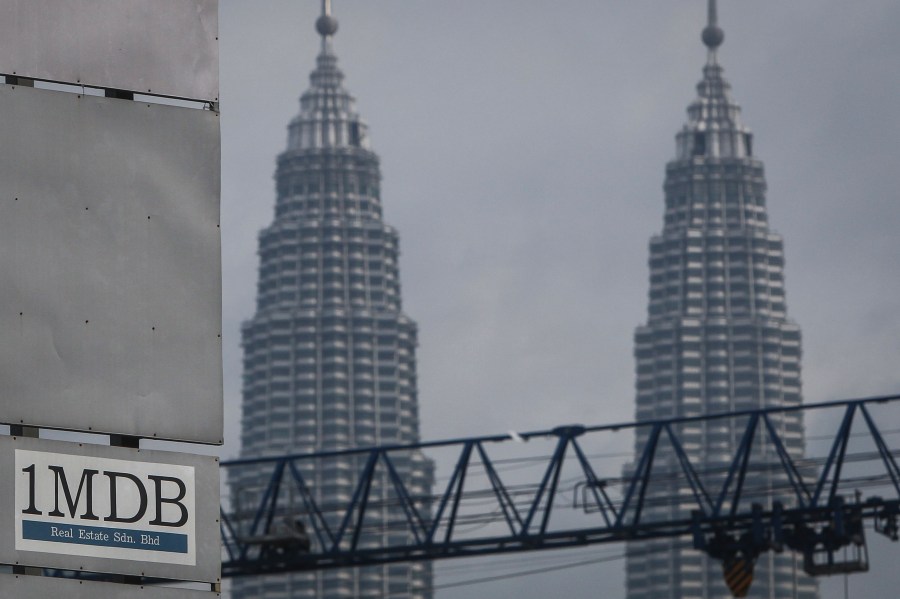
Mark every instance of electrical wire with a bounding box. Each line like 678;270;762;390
229;444;900;524
382;541;694;597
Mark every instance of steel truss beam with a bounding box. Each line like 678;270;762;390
221;395;900;578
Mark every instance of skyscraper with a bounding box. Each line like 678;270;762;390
232;3;432;598
625;3;818;598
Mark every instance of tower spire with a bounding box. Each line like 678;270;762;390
702;0;724;61
316;0;339;52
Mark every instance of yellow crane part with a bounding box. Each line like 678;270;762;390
723;557;754;598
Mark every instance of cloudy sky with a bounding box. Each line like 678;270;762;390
218;1;900;597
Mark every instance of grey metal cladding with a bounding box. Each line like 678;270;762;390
0;85;223;444
0;575;218;598
0;0;218;101
0;436;221;583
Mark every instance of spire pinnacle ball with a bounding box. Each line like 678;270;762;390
316;14;338;37
702;24;724;49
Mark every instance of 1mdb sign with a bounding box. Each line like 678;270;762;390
0;436;220;582
15;450;197;565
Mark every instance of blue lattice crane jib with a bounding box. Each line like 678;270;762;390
220;394;900;586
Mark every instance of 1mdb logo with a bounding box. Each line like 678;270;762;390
21;464;188;527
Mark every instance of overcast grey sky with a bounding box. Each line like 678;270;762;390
218;2;900;597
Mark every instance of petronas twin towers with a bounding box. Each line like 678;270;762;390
232;10;431;599
624;6;818;599
236;3;816;598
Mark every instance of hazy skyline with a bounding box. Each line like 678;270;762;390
219;2;900;597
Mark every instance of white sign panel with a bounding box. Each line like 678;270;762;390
0;437;219;583
15;450;196;566
0;0;218;101
0;83;222;444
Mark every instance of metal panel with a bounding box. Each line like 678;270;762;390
0;574;217;598
0;85;222;444
0;0;218;101
0;436;220;583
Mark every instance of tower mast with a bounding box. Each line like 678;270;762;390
702;0;725;62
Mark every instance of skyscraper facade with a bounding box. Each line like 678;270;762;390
232;6;432;598
625;3;818;598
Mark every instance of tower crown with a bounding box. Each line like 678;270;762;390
674;1;752;161
286;1;369;152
